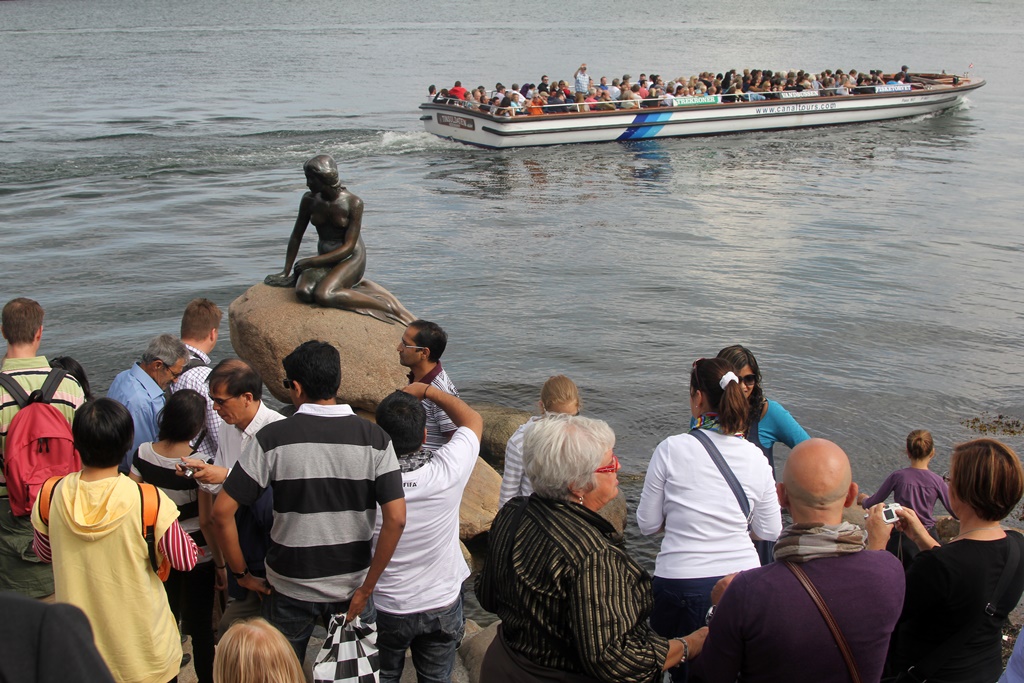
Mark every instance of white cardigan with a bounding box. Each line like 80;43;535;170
636;429;782;579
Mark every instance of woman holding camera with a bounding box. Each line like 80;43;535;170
870;438;1024;683
131;389;224;683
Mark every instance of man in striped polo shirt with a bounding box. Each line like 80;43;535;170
0;297;85;598
397;320;459;453
212;340;406;661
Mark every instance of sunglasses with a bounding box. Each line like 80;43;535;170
595;453;620;474
284;378;294;389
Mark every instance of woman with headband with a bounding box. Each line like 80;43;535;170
637;357;782;683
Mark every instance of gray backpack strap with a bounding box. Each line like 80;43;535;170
690;429;752;530
0;372;31;408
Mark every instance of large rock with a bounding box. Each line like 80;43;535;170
229;283;408;411
461;457;502;540
474;403;531;470
598;490;628;536
459;620;499;683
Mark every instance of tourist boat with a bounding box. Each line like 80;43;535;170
419;73;983;148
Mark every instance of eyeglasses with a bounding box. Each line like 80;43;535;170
210;395;239;406
284;378;294;389
595;453;620;474
400;341;427;351
164;362;184;379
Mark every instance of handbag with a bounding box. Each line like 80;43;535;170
784;561;863;683
690;429;753;531
312;614;380;683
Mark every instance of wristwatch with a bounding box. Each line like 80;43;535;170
232;567;250;580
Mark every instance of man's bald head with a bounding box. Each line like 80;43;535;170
779;438;857;523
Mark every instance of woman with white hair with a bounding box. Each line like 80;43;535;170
477;414;707;682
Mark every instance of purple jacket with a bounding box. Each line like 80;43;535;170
862;468;953;528
692;550;905;683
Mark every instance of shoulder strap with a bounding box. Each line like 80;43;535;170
185;356;207;371
906;535;1021;681
137;482;168;579
0;372;31;408
690;429;752;529
38;368;67;403
38;475;65;526
784;561;863;683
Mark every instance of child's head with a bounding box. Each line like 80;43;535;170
214;618;304;683
540;375;581;416
906;429;935;463
73;399;134;469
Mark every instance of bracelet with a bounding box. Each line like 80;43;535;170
214;563;226;569
232;567;250;580
677;637;689;663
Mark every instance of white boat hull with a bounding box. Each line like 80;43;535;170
420;79;983;148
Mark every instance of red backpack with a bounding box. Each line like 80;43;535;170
0;368;81;517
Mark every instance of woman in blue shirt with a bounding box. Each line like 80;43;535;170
717;345;809;564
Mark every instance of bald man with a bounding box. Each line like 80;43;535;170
692;439;905;683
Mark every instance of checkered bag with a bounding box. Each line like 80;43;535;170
312;614;380;683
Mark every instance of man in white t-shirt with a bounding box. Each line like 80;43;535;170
373;383;483;683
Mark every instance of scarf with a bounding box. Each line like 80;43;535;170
689;412;744;437
773;522;867;563
398;448;433;473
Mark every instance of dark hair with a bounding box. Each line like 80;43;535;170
716;345;765;420
1;298;44;345
409;320;448;362
375;391;427;456
180;298;222;340
50;356;93;401
157;389;206;444
283;341;340;401
208;358;263;401
949;438;1024;521
906;429;934;461
74;398;134;468
690;358;749;435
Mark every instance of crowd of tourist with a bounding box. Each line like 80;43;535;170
1;294;1023;683
428;65;918;115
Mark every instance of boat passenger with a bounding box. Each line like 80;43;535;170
427;84;436;102
594;90;615;111
546;89;568;113
432;88;450;104
583;88;598;110
526;93;545;116
449;81;468;100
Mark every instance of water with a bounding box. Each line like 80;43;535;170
3;0;1024;574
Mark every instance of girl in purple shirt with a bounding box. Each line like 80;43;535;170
859;429;955;567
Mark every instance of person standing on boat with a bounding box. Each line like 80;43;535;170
573;63;591;111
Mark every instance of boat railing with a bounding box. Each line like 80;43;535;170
427;76;969;118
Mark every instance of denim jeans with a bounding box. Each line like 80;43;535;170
376;595;465;683
651;575;723;683
261;589;377;663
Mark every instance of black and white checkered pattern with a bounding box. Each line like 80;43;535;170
313;615;380;683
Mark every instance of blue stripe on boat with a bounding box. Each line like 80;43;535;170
617;111;673;140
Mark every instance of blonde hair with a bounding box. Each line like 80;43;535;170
540;375;581;414
214;618;304;683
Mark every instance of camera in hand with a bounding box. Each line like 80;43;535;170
881;503;902;524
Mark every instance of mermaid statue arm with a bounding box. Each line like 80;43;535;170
265;193;313;286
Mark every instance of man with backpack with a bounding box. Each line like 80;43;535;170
170;298;223;461
0;297;85;598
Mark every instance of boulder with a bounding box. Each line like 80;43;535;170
597;490;628;535
459;620;499;683
461;457;502;540
934;515;960;542
229;283;408;412
842;505;867;528
473;403;532;470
